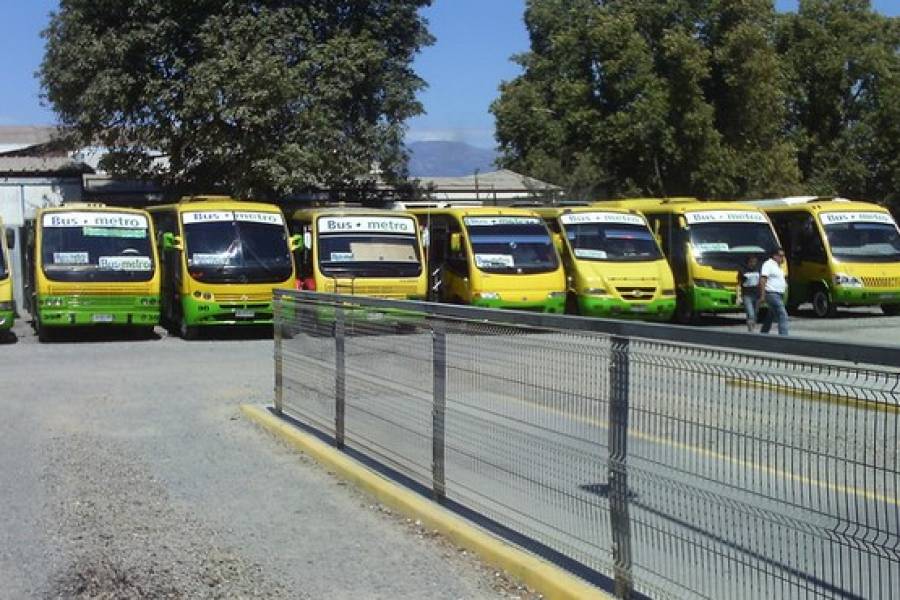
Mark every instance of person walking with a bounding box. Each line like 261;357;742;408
758;248;789;335
738;255;760;332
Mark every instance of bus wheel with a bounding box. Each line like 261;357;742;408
674;298;697;325
882;304;900;316
565;293;580;315
179;318;199;340
812;287;837;318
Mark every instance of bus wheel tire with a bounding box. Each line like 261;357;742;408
674;301;697;325
882;304;900;316
565;293;580;316
812;288;837;318
179;319;199;340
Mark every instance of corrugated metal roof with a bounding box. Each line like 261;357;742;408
0;125;61;146
0;156;92;175
415;169;560;191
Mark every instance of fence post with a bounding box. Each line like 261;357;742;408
432;322;447;502
608;335;633;598
334;305;346;449
273;293;284;414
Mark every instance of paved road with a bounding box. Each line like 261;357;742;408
280;309;900;600
0;319;531;599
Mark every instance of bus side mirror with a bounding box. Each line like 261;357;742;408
5;229;14;250
289;234;303;252
162;232;183;251
450;232;462;253
552;233;564;254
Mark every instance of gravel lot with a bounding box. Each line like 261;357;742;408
0;320;538;599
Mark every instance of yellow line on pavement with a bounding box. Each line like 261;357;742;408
241;404;613;600
726;378;900;415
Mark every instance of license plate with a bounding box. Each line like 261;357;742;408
631;305;648;313
235;309;255;318
366;311;385;321
880;294;896;300
92;314;114;323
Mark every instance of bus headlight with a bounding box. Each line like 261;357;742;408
695;279;727;290
583;288;609;296
474;291;500;300
833;273;863;287
202;292;213;300
662;289;676;296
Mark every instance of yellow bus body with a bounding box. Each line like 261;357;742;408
747;197;900;317
148;196;296;338
411;207;566;312
30;204;161;339
0;218;13;331
596;198;783;322
532;206;676;320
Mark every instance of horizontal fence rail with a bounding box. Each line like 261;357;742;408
273;289;900;600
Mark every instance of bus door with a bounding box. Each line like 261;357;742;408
153;211;183;324
774;212;828;303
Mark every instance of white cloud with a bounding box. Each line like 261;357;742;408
406;127;496;149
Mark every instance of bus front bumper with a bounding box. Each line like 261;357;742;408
471;295;566;314
37;298;160;327
182;296;274;327
690;286;741;314
578;296;676;320
0;308;13;330
832;287;900;306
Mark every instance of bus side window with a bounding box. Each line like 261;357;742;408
446;218;468;276
795;214;826;263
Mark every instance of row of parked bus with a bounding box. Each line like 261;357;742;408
1;194;898;342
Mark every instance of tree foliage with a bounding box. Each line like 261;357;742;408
41;0;433;199
492;0;899;206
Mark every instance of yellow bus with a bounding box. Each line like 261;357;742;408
289;208;427;299
412;207;566;312
148;196;298;339
26;204;161;341
597;198;782;323
0;218;13;334
747;197;900;317
533;206;676;320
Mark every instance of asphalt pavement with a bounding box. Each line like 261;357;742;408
0;319;533;599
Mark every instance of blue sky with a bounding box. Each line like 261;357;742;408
1;1;898;149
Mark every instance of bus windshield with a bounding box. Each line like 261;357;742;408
318;234;421;278
183;213;292;284
564;222;661;262
464;216;559;274
688;222;779;270
823;222;900;262
41;212;155;282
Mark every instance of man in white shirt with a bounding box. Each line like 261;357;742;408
758;248;788;335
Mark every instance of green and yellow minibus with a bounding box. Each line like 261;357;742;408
289;208;427;299
0;218;14;333
148;197;298;339
597;198;782;323
533;206;676;320
27;204;160;341
412;207;566;312
747;197;900;317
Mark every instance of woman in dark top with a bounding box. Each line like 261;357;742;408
738;255;760;332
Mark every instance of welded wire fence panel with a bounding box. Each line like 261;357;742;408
273;290;900;600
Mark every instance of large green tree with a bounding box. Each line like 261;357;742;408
778;0;900;205
41;0;433;199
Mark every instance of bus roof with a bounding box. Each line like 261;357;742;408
531;205;643;219
147;196;283;213
745;197;889;214
38;204;148;216
595;198;764;214
289;207;413;221
408;206;543;218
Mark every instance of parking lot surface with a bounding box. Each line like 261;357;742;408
0;320;528;599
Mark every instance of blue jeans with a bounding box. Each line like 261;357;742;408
741;289;758;325
760;292;789;335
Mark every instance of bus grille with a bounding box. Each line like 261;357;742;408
68;296;138;307
615;286;657;299
214;292;273;302
328;283;418;299
862;277;900;288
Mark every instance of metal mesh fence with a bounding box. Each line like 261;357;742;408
274;290;900;600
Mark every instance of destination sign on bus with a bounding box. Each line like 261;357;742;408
318;216;416;234
182;211;284;225
464;217;542;226
684;211;768;225
560;212;645;226
819;211;896;226
43;212;148;229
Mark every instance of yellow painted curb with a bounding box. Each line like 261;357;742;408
241;404;612;600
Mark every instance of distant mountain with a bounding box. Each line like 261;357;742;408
406;141;499;177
